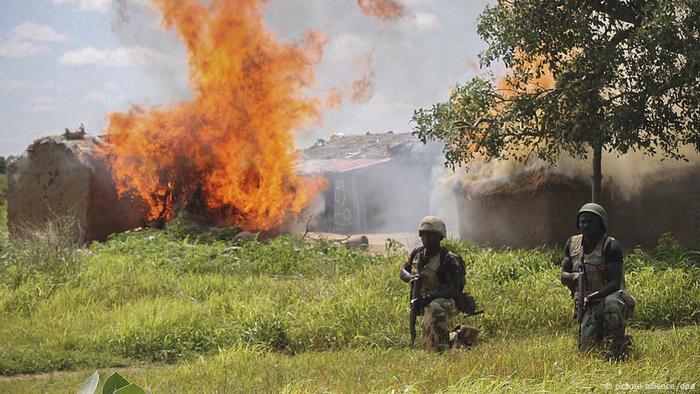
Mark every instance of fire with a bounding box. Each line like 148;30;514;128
100;0;328;230
496;52;556;96
356;0;405;20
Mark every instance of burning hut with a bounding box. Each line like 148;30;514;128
298;132;442;234
7;132;145;243
457;166;700;248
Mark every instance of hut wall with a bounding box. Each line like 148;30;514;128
458;178;589;248
8;136;144;243
8;141;91;241
457;168;699;248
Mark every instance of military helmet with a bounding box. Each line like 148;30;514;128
577;202;608;231
419;216;446;238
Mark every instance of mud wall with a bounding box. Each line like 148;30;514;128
457;168;699;249
8;135;144;243
458;174;590;248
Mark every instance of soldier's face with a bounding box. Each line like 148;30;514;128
578;212;603;240
420;231;442;249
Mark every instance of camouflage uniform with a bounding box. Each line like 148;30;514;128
408;247;460;352
569;234;636;353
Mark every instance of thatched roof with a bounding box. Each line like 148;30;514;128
459;169;587;197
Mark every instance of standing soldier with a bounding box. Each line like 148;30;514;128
399;216;477;351
560;203;636;360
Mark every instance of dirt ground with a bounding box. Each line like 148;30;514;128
301;232;421;253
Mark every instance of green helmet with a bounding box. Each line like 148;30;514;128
577;203;608;231
419;216;446;238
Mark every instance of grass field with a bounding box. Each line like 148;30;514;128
0;209;698;392
0;174;7;233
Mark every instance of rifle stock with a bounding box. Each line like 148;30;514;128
577;261;587;350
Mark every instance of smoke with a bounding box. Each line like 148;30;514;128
429;164;460;237
449;147;699;201
343;140;446;234
350;52;375;103
325;88;343;109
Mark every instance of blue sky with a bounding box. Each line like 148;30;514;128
0;0;494;157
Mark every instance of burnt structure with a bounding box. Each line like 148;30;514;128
7;133;145;243
298;132;441;234
457;167;700;248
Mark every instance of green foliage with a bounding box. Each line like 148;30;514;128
0;156;6;174
413;0;700;189
241;315;290;351
0;230;698;378
5;328;700;393
164;210;241;243
76;371;149;394
0;216;81;276
0;174;7;232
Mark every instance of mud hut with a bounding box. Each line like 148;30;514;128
457;167;700;248
7;132;145;243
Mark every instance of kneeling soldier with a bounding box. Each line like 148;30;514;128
561;203;636;360
400;216;477;351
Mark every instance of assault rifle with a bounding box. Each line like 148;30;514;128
577;262;587;350
409;273;422;346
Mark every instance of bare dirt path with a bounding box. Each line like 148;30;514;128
0;365;158;383
301;232;420;253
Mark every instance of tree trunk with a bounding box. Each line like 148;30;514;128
591;144;603;203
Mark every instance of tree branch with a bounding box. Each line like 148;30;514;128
587;0;640;26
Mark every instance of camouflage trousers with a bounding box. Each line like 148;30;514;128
580;290;636;352
422;298;457;352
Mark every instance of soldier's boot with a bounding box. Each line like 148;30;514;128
605;327;630;361
435;329;450;353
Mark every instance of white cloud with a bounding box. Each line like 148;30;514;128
0;37;48;58
0;71;27;90
0;23;68;58
31;96;58;112
48;0;112;13
59;46;173;68
13;23;69;43
81;81;125;104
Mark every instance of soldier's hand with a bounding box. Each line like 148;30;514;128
411;295;432;310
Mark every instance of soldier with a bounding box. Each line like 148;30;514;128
560;203;636;360
399;216;476;351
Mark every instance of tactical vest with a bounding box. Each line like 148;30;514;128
410;249;442;297
570;234;625;296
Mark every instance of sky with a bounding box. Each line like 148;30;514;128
0;0;495;157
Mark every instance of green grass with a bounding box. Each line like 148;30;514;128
2;327;699;393
0;174;7;233
0;219;698;392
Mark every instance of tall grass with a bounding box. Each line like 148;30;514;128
0;223;698;381
0;174;7;232
2;326;699;393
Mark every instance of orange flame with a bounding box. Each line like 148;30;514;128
326;88;343;109
496;52;556;96
356;0;405;20
100;0;328;230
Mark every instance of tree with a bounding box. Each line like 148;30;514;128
413;0;700;202
0;156;6;174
